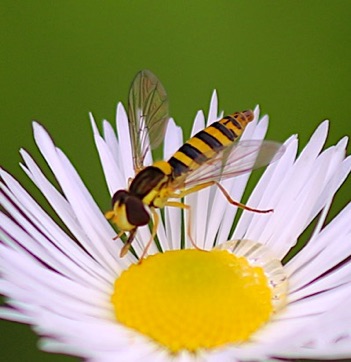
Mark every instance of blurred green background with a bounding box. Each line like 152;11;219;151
1;1;350;361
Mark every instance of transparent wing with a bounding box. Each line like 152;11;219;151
173;140;285;189
128;70;169;172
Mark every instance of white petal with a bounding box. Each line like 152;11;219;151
206;90;219;126
115;102;135;180
16;151;124;279
184;110;205;247
235;121;344;260
33;123;130;270
163;118;183;250
102;119;120;167
287;203;351;293
91;114;126;194
270;297;351;359
190;110;206;136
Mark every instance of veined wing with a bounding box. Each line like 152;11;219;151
128;70;169;172
173;140;285;189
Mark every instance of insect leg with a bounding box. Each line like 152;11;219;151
165;201;202;251
120;228;137;257
169;181;215;198
139;208;159;262
113;229;125;241
214;181;273;213
172;181;273;214
105;210;115;219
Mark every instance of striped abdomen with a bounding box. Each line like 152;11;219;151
168;110;254;178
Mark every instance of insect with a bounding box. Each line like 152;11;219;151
105;70;284;259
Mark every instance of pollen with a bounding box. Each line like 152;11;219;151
112;244;287;353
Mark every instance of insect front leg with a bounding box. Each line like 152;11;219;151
113;229;125;241
139;208;160;262
120;228;138;257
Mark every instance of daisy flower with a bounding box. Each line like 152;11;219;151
1;90;351;362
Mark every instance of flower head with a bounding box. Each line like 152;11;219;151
1;90;351;361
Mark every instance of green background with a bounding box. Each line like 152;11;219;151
1;1;350;361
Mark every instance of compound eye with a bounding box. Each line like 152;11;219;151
125;196;150;226
111;190;129;207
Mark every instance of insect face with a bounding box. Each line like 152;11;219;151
109;190;150;232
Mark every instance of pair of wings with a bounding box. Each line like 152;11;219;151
127;70;284;189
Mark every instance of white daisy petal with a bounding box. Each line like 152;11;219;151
233;135;299;245
310;152;351;224
270;297;351;359
207;90;219;126
154;208;168;252
0;304;34;324
15;152;125;279
0;210;109;291
287;202;351;286
102;119;120;167
164;118;183;250
191;110;206;136
164;118;183;160
115;102;135;181
294;120;329;163
0;247;112;319
234;120;349;261
91;114;126;194
184;109;205;247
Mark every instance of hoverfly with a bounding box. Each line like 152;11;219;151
105;70;284;259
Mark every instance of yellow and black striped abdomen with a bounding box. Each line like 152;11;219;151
168;110;254;178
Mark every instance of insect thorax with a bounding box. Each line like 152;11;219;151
129;164;171;208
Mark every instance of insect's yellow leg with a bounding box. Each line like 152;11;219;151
173;181;273;213
164;201;202;251
105;210;115;219
214;182;273;214
167;184;214;250
169;181;215;199
139;208;159;262
113;229;125;241
120;228;137;257
164;201;188;208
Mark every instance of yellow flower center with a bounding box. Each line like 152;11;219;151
112;245;287;352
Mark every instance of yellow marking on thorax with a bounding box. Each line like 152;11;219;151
142;183;171;209
138;162;172;208
142;189;159;206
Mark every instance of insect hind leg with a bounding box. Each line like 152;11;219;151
214;182;273;213
175;181;273;214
